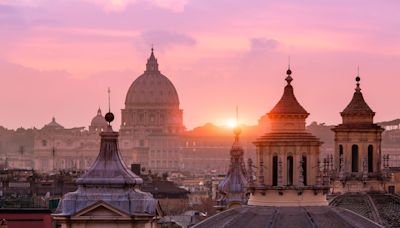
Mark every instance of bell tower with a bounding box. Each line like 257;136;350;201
248;67;329;206
332;75;385;192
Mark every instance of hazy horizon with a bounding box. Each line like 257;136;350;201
1;0;399;130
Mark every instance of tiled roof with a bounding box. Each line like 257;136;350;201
194;205;381;228
331;193;400;227
269;74;308;115
341;90;374;116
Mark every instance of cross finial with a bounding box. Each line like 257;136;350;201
108;87;111;112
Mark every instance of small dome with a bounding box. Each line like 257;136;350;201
125;50;180;106
42;117;64;130
91;108;107;127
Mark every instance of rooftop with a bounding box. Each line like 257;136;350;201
194;205;381;228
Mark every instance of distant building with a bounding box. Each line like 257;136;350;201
119;48;185;173
88;108;108;133
32;117;99;172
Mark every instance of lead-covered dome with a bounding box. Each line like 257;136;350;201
91;108;107;127
125;49;180;106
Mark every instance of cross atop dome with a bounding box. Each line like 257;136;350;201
146;47;159;72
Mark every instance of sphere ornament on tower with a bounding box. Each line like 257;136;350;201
105;112;114;124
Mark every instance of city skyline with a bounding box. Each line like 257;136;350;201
1;0;399;130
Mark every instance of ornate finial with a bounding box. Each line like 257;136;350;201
286;56;292;76
355;67;361;92
105;87;114;124
285;60;293;84
151;44;154;53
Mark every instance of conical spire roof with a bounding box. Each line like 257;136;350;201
218;126;248;196
76;125;143;186
341;76;375;116
269;68;308;115
55;113;159;217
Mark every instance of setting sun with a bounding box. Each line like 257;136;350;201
225;118;237;128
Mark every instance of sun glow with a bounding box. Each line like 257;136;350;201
225;118;237;129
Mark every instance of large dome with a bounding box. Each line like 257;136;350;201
125;50;179;106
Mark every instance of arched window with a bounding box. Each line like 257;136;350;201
287;156;294;186
339;145;343;168
352;145;359;172
272;156;278;186
368;145;373;173
302;156;307;186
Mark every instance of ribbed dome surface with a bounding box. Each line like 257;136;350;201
125;50;179;106
90;108;107;127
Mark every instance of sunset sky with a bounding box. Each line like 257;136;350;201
1;0;399;130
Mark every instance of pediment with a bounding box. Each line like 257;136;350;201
73;201;130;219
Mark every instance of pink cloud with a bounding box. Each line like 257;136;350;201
1;0;400;130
